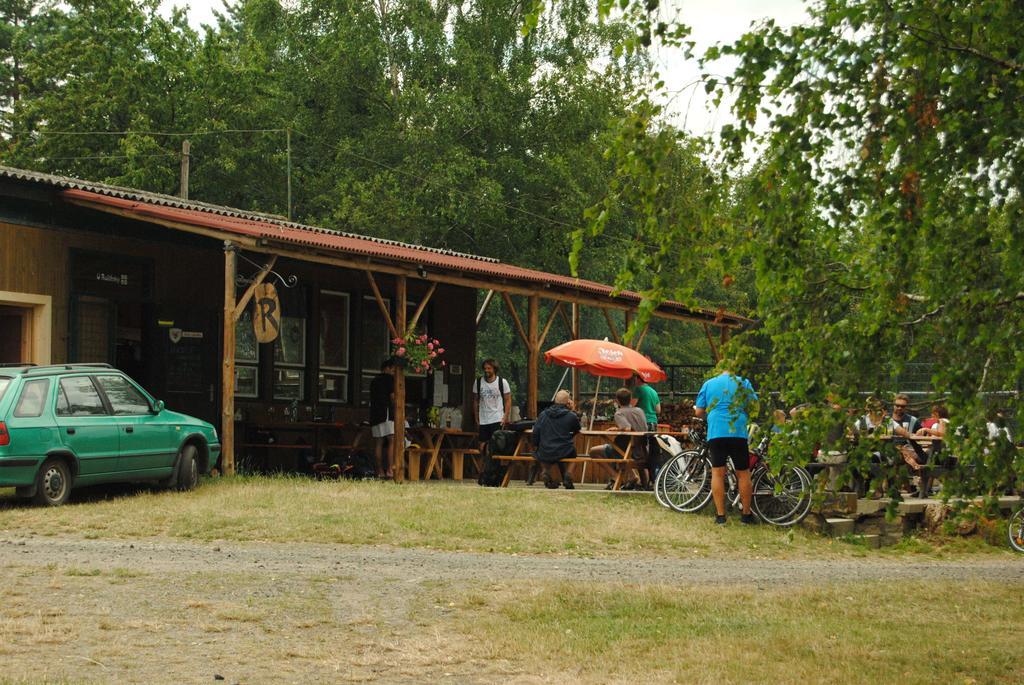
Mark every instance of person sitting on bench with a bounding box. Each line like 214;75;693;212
532;390;581;489
589;387;648;489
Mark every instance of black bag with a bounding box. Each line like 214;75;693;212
478;429;518;487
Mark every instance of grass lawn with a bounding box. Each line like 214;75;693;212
0;476;1008;559
440;580;1023;684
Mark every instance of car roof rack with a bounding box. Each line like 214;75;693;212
22;363;113;375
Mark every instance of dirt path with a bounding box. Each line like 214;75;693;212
1;535;1021;684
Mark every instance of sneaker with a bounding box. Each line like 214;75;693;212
715;515;727;525
562;478;575;490
741;513;757;525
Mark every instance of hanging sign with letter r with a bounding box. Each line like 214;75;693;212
253;282;281;343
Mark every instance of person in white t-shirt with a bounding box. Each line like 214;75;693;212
472;358;512;451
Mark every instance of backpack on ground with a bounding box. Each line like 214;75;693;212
478;429;518;487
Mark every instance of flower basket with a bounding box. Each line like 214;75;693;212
391;332;446;375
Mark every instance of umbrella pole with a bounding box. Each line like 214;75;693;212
552;367;570;400
582;376;601;485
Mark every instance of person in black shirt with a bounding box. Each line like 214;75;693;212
369;358;396;478
532;390;581;489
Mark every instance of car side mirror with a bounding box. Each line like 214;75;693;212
152;400;165;414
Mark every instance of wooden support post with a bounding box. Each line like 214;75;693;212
394;275;407;483
365;271;399;339
475;289;495;329
571;303;580;401
221;242;237;476
601;308;621;344
624;309;633;344
703;323;721;363
537;301;562;349
527;294;539;419
501;292;530;346
634;322;650;351
408;281;436;331
557;303;573;333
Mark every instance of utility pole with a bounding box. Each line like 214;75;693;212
179;139;190;200
286;128;292;220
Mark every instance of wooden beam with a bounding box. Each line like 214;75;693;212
233;255;278;322
557;302;573;333
571;303;580;401
601;308;621;344
221;243;237;476
394;275;407;483
537;301;563;349
703;323;721;363
475;289;495;329
408;282;436;332
364;271;399;340
527;294;539;419
501;292;530;346
634;322;651;351
66;198;751;329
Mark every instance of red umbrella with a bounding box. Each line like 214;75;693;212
544;339;666;383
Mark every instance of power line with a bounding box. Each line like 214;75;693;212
32;152;182;161
12;128;287;137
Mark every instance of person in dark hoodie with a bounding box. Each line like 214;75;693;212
532;389;581;489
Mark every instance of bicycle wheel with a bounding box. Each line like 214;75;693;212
654;455;674;508
1009;507;1024;553
662;452;713;513
752;465;812;527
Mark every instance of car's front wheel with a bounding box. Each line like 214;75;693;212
176;444;199;491
33;458;71;506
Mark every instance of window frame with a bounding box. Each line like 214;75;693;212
93;374;153;416
234;310;260;399
273;315;307;401
318;290;350;404
13;378;50;418
56;375;110;417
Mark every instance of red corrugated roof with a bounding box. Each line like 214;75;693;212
57;187;751;326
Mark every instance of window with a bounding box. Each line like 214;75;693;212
318;291;349;403
14;379;49;418
235;310;259;398
56;377;107;416
273;316;306;400
0;377;10;404
360;296;391;405
96;375;150;415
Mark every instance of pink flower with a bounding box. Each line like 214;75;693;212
429;351;437;358
437;347;445;354
441;360;447;367
418;334;427;343
392;337;403;344
396;347;406;356
421;360;429;368
427;342;434;350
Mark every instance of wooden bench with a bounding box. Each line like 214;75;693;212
492;455;642;490
405;447;482;480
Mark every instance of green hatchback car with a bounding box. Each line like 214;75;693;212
0;364;220;506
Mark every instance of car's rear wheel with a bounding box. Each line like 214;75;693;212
176;444;199;491
33;458;71;506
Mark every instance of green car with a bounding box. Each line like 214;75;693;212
0;364;220;506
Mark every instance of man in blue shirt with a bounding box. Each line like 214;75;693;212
695;369;758;525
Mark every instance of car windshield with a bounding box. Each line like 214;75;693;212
0;377;10;404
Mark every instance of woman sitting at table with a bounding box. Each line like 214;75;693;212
589;387;649;489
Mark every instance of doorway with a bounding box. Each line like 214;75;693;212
0;305;28;363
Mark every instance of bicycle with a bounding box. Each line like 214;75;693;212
1010;505;1024;553
655;427;812;527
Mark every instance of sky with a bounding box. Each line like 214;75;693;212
158;0;809;136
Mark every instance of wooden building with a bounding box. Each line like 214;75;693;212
0;166;751;479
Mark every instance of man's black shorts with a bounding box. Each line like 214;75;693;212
478;422;502;445
708;437;750;470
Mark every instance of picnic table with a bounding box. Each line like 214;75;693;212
238;421;366;471
492;428;688;490
405;427;480;481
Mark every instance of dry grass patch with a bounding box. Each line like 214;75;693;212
2;476;1007;559
444;580;1023;684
